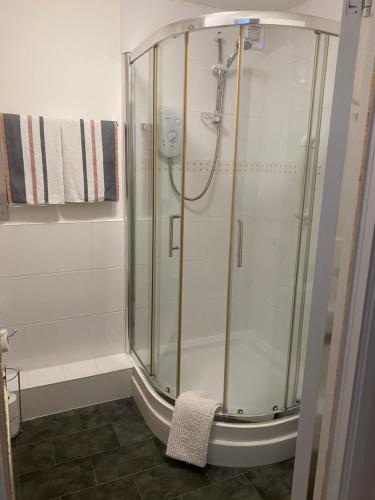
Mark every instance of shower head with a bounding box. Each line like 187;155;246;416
226;39;252;68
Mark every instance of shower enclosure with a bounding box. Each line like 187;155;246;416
126;12;339;466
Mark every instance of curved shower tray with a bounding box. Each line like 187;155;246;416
132;364;298;467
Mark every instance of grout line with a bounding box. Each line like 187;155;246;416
2;309;127;330
244;473;265;498
110;422;121;448
88;455;98;485
0;264;125;280
50;437;56;465
132;473;144;500
182;472;250;498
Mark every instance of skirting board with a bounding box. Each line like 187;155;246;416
20;367;133;420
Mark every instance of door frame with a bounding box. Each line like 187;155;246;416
291;1;370;498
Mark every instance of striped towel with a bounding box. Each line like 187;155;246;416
61;119;119;202
0;113;64;204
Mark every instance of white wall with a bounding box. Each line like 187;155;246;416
290;0;343;21
121;0;219;52
0;0;126;388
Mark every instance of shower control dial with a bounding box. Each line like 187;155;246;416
159;107;182;159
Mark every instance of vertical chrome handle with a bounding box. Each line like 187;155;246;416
237;219;243;268
169;214;180;257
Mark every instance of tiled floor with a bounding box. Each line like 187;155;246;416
11;398;294;500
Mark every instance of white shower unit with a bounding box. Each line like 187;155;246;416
125;11;339;466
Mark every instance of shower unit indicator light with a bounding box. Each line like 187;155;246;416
234;17;259;25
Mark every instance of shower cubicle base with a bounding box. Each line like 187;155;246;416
131;364;298;467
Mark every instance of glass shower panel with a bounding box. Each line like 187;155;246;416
179;26;240;401
285;33;331;407
132;50;154;372
295;35;339;401
227;26;318;416
153;35;185;397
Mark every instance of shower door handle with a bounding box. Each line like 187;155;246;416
169;214;180;257
237;219;243;268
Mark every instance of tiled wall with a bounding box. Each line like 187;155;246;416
0;220;126;387
0;0;124;389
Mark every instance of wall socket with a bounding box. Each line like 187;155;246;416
0;192;9;221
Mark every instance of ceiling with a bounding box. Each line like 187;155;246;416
184;0;305;11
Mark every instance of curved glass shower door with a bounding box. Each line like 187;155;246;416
153;34;186;397
128;13;339;421
131;49;154;372
226;26;329;416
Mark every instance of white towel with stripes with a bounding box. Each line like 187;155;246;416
0;113;64;204
61;119;119;203
166;391;220;467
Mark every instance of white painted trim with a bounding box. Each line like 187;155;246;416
313;13;375;500
322;53;375;500
291;4;363;499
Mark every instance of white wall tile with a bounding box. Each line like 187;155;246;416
0;276;22;325
18;224;59;276
203;259;227;299
205;217;230;259
0;224;59;277
60;316;94;364
0;226;23;277
135;265;151;309
183;260;206;301
63;359;99;380
92;221;125;268
58;223;91;272
134;306;150;353
183;218;208;261
26;322;63;370
181;298;206;341
92;267;125;313
92;311;126;358
159;262;179;306
204;296;226;338
4;274;62;325
28;366;65;387
60;271;92;319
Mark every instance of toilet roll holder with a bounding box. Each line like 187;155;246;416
3;367;23;438
1;329;23;438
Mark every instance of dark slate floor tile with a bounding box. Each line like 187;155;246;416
19;457;95;500
134;462;210;500
77;398;138;430
182;475;262;499
91;439;162;483
61;476;141;500
13;440;54;476
53;425;120;463
246;459;294;500
14;411;82;447
205;464;249;483
112;415;153;446
152;438;209;473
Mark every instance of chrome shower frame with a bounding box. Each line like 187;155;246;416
125;11;339;422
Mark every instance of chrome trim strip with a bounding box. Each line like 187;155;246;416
283;34;321;410
223;25;243;411
292;36;330;405
176;32;189;397
125;52;135;353
129;11;339;62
